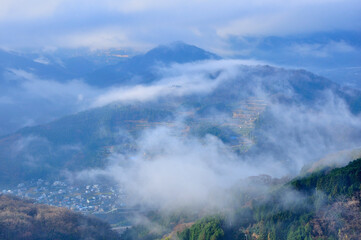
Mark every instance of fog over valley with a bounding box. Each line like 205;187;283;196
0;1;361;239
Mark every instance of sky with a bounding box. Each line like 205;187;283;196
0;0;360;54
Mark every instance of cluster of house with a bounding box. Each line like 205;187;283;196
1;179;126;214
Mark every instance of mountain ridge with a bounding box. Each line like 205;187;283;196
86;42;220;87
1;63;361;185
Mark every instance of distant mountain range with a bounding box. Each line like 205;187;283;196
0;42;219;136
0;42;219;87
1;42;361;240
85;41;220;87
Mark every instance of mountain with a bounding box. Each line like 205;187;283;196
0;104;175;185
0;64;360;186
0;194;120;240
0;48;124;84
229;31;361;88
1;43;361;239
59;56;97;77
0;43;220;136
142;41;220;63
0;49;73;81
0;47;131;136
86;42;220;87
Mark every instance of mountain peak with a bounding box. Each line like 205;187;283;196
144;42;220;63
86;42;220;87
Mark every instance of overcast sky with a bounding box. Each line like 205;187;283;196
0;0;360;54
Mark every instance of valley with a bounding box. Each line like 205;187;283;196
1;181;125;215
0;41;360;240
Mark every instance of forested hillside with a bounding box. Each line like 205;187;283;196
0;194;120;240
2;62;361;187
122;158;361;240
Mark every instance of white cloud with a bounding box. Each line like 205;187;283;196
0;0;63;21
290;41;356;58
60;28;127;50
216;1;361;38
78;88;361;211
0;68;102;134
8;69;98;103
0;0;360;52
77;126;269;210
103;0;178;13
92;59;262;107
33;56;50;65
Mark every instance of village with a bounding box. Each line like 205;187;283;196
1;98;267;217
1;179;126;215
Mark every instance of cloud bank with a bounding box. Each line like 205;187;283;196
92;59;257;107
0;68;100;135
77;126;271;211
75;61;361;212
2;55;359;213
0;0;360;53
81;92;361;211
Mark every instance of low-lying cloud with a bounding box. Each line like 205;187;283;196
77;126;268;211
2;57;361;213
78;92;361;212
248;91;361;173
0;68;100;135
75;61;361;213
0;59;260;135
92;59;255;107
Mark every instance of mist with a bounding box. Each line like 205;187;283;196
2;56;361;223
91;59;259;107
74;59;361;214
0;59;259;136
1;1;360;238
0;68;100;135
80;126;264;211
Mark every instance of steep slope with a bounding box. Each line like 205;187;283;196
123;159;361;240
0;50;72;81
0;104;174;185
0;64;361;186
0;194;120;240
